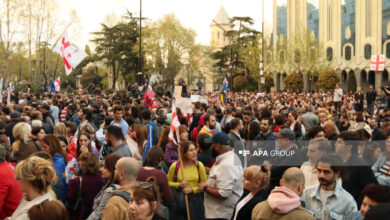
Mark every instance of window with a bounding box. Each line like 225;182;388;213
345;46;352;60
387;43;390;59
295;51;301;63
364;44;372;60
280;51;285;63
327;47;333;61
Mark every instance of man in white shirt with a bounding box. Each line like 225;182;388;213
199;132;243;220
333;83;343;114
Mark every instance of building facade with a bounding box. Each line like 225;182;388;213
268;0;390;92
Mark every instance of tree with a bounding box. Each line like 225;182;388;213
143;14;196;85
283;72;303;91
317;69;340;90
211;16;261;90
0;0;22;83
233;75;247;90
92;11;139;89
81;64;102;88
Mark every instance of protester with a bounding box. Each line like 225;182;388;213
164;125;187;166
41;135;67;202
231;165;270;220
102;157;139;220
137;146;172;205
10;156;57;219
105;125;132;158
168;140;207;219
67;152;103;220
128;177;166;220
12;122;41;163
252;167;313;220
0;145;23;219
359;184;390;219
200;132;243;220
28;200;69;220
87;153;121;220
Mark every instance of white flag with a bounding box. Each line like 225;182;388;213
168;104;181;145
53;30;87;75
55;76;60;92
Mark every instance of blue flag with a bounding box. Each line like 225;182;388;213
221;78;229;103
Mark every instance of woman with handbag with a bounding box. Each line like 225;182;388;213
87;153;121;220
167;140;207;220
67;152;103;220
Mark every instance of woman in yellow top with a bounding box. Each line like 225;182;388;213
168;140;207;220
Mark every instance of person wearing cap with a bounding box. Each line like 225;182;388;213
0;145;23;219
269;128;304;190
5;111;21;145
198;132;243;220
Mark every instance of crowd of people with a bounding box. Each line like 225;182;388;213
0;82;390;220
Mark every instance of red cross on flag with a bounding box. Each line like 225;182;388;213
370;55;386;71
54;77;60;92
53;30;87;75
168;104;181;145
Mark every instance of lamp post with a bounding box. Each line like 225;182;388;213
260;0;265;92
138;0;143;84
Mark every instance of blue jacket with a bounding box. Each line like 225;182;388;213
52;153;67;202
110;118;129;137
372;156;390;185
301;179;360;220
70;113;80;127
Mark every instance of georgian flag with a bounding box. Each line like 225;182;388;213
53;30;87;75
54;77;60;92
169;104;181;145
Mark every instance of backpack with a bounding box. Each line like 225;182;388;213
112;191;131;203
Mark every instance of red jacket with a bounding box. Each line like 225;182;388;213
0;161;23;219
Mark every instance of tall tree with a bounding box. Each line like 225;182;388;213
143;14;196;85
92;11;139;89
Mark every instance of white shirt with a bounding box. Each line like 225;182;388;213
333;88;343;102
8;192;54;220
300;161;319;188
205;150;243;219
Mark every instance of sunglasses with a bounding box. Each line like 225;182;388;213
139;182;157;201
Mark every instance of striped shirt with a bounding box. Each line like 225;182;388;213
379;160;390;176
60;107;67;122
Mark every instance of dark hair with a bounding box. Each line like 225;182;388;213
355;111;364;122
260;118;273;127
194;102;202;110
42;135;67;165
307;126;325;140
144;146;164;168
204;114;213;124
79;152;99;174
361;184;390;203
131;106;139;118
274;115;285;126
197;133;212;151
104;153;121;185
106;125;125;141
0;120;6;130
338;131;359;154
57;136;69;148
31;126;45;136
230;118;241;130
357;128;371;140
141;109;151;121
82;108;93;121
248;121;260;141
316;154;345;177
64;121;77;135
28;200;69;220
112;106;123;113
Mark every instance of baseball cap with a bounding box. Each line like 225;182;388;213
204;132;229;145
274;128;295;140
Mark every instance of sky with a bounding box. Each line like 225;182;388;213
57;0;274;49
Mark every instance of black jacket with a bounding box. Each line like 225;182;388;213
366;89;377;102
231;189;269;220
343;154;378;207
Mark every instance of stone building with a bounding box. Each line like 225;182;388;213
268;0;390;92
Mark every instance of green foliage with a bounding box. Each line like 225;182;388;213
92;11;139;89
81;65;103;88
283;72;303;91
143;14;197;85
211;16;261;89
317;69;340;90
